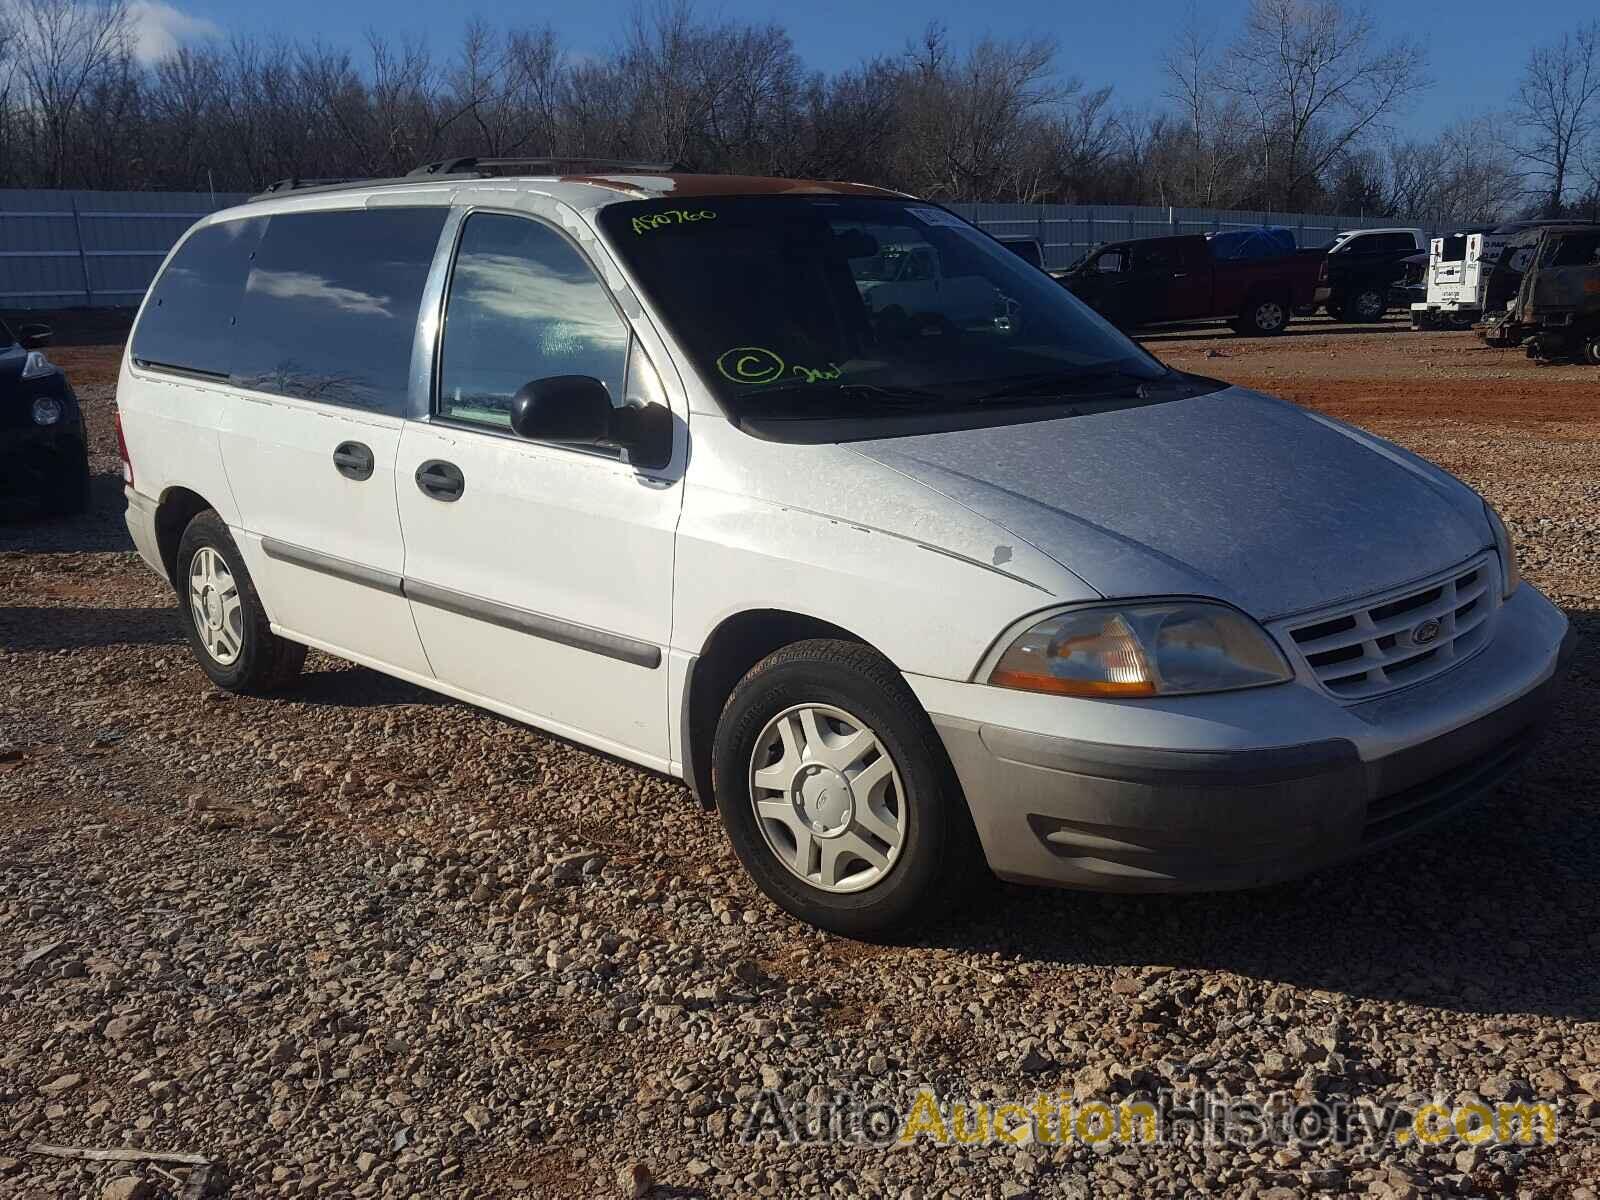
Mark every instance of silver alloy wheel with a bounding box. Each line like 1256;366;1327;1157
1256;300;1286;331
188;546;244;666
748;703;906;894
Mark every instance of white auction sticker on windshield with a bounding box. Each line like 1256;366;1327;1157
905;206;969;229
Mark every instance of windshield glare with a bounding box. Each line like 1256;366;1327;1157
597;197;1164;417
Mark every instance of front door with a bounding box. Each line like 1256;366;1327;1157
1160;240;1213;320
396;208;683;769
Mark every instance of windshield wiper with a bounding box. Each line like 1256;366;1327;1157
835;382;945;405
973;367;1167;404
736;381;947;414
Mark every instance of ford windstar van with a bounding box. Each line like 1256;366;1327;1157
117;160;1575;934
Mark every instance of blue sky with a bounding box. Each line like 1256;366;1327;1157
142;0;1595;139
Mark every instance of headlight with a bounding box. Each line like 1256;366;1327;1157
21;350;58;381
988;601;1293;698
1485;501;1520;599
31;396;63;426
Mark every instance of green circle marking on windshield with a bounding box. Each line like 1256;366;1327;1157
716;347;787;385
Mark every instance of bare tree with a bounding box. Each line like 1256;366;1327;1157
8;0;133;186
0;0;1516;217
1510;21;1600;215
0;8;18;185
893;23;1062;200
1162;3;1243;205
1220;0;1427;209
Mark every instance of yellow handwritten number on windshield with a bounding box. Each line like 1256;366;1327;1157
632;209;717;235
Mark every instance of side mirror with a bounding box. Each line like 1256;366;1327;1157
509;375;612;443
508;375;673;470
17;323;52;350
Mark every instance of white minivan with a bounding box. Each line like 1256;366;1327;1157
118;163;1574;934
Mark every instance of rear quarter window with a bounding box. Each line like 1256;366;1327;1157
132;218;267;376
131;207;447;415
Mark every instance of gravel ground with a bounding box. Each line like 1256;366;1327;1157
1;318;1597;1199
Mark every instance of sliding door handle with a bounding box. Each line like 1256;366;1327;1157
333;441;375;481
415;459;465;502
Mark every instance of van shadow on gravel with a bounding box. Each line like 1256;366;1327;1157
922;605;1599;1023
282;662;454;709
0;604;184;651
0;470;136;554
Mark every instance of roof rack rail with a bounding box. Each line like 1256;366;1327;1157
407;156;676;178
255;176;368;196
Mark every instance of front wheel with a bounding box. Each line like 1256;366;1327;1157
1584;336;1600;366
711;639;978;936
176;510;306;693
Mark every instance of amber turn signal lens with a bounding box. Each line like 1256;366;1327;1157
988;668;1158;697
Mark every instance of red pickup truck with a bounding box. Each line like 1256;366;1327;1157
1058;231;1330;335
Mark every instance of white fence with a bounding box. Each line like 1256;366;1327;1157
949;202;1425;269
0;189;247;309
1;188;1424;309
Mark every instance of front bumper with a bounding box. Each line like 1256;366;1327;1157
0;423;86;498
924;585;1575;891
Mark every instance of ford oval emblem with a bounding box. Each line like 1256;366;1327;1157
1412;618;1442;645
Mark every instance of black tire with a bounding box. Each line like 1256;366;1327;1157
1584;337;1600;366
711;638;981;937
175;510;306;694
1347;288;1386;323
41;446;90;516
1237;294;1290;336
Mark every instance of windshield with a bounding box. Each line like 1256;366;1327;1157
597;197;1169;429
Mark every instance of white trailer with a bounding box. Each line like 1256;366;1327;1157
1411;231;1486;328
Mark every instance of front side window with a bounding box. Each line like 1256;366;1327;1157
229;208;446;413
597;196;1173;439
131;218;266;376
1130;244;1174;272
436;212;630;430
1094;248;1128;273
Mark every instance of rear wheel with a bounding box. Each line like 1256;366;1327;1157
711;639;979;936
176;510;306;693
1347;287;1387;323
1584;336;1600;366
1237;295;1290;336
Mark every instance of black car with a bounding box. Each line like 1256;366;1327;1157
1;317;89;515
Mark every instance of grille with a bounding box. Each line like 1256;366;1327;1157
1277;555;1498;701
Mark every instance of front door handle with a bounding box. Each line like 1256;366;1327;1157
415;459;465;502
333;441;375;481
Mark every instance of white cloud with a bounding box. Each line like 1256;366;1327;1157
127;1;221;65
247;269;394;318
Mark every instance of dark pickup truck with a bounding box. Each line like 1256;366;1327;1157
1058;230;1328;335
1321;227;1427;322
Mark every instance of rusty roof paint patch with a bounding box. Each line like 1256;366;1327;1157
558;173;904;199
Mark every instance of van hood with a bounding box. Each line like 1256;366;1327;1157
850;387;1489;620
